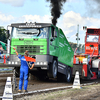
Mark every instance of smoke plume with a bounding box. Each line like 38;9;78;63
84;0;100;17
46;0;67;26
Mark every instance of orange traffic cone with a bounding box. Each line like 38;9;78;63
3;55;6;64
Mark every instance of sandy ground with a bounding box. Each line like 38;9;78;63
14;83;100;100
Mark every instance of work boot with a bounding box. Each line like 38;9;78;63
23;90;28;93
18;90;21;93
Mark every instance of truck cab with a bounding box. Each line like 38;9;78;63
85;28;100;56
6;22;74;82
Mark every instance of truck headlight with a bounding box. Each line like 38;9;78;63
37;62;39;65
12;62;14;64
83;58;88;64
40;62;43;65
44;62;47;65
15;62;18;64
8;61;11;64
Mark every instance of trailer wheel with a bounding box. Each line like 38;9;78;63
63;66;72;82
47;59;58;78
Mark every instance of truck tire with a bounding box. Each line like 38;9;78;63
63;66;72;82
98;62;100;78
15;67;20;77
98;70;100;78
87;66;91;80
47;59;58;78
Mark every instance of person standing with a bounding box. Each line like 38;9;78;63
13;47;34;92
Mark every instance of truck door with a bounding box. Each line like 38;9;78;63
49;26;59;57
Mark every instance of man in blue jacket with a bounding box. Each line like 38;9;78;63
13;47;34;92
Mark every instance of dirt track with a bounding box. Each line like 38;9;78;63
1;72;100;100
14;84;100;100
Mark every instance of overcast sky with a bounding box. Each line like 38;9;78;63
0;0;100;44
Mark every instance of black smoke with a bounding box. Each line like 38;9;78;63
84;0;100;17
46;0;67;26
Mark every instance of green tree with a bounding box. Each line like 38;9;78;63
0;27;7;43
69;42;77;51
69;42;85;53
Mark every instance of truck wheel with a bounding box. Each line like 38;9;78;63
63;66;72;82
47;59;58;78
87;73;91;80
98;70;100;78
15;67;20;77
86;65;92;80
98;62;100;78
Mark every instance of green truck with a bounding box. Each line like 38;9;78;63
7;22;74;82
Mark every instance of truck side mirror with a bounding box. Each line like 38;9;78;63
6;30;10;39
54;31;57;37
52;27;57;38
50;37;54;41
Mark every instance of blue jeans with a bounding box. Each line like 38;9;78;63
19;68;29;90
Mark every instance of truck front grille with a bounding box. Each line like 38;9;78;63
14;45;44;54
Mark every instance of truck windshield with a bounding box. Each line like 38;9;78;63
86;35;99;42
11;27;49;38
